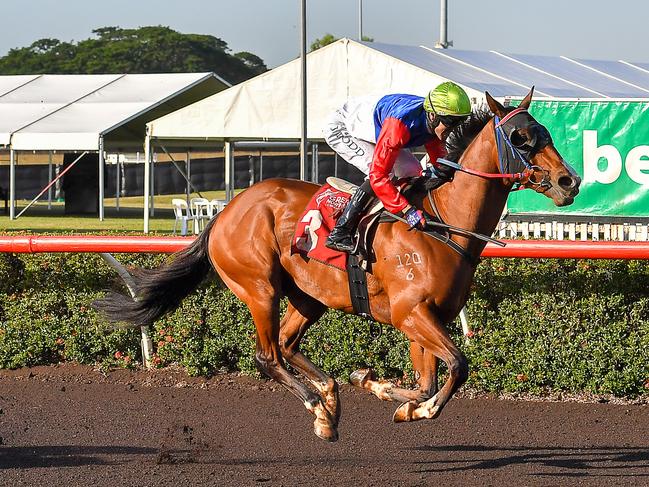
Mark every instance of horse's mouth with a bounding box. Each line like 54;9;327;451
549;185;579;207
555;196;575;207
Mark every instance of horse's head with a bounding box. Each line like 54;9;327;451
485;88;581;206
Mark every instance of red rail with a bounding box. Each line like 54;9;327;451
0;235;194;254
0;235;648;259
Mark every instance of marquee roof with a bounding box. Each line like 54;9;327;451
147;38;649;142
0;72;230;151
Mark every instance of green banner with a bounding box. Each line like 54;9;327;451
507;100;649;217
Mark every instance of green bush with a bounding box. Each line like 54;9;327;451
0;251;647;398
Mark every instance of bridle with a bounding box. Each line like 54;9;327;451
387;108;558;263
437;108;553;191
404;108;558;263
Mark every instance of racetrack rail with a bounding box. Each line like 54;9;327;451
0;235;648;259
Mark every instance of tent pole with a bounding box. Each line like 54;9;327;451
47;151;53;210
186;150;191;204
224;140;234;201
259;151;264;181
150;149;155;217
143;134;151;233
312;143;319;183
9;149;15;220
99;137;105;221
115;153;120;211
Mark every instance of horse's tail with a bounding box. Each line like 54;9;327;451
93;215;220;328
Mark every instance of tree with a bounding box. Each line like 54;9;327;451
310;34;338;52
309;33;373;52
0;26;267;84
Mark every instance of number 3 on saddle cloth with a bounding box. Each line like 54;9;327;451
291;182;352;270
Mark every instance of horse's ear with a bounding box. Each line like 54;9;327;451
519;86;535;110
485;91;506;117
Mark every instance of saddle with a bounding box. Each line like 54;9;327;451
326;177;384;269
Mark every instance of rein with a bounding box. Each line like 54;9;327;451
384;187;506;266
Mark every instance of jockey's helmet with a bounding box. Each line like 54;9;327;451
424;81;472;117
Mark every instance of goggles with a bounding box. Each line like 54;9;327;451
437;114;468;130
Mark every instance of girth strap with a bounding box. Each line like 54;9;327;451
346;253;375;320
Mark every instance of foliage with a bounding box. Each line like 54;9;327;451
0;26;267;83
309;33;374;52
310;34;338;52
0;250;647;398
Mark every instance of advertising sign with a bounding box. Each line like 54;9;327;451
507;100;649;217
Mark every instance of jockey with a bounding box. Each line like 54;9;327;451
323;81;472;253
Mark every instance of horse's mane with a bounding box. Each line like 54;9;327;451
445;107;493;163
409;107;493;193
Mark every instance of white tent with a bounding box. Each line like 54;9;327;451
148;38;649;144
1;73;229;151
0;72;230;219
143;38;649;232
148;38;480;142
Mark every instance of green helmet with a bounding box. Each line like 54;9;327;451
423;81;471;117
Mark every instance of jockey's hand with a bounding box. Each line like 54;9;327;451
404;207;427;230
423;161;455;181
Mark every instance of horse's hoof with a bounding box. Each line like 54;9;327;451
350;368;375;388
429;405;442;419
393;401;417;423
314;419;339;442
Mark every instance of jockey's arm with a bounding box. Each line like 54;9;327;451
424;139;447;167
369;118;412;214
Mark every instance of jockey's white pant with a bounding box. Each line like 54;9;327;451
322;102;424;179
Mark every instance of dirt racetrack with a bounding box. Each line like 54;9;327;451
0;364;647;487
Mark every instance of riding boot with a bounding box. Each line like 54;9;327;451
325;184;374;253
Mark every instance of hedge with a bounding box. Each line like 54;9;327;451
0;251;647;398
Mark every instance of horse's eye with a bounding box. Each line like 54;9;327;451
509;129;527;147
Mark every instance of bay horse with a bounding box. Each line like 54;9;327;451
95;89;580;442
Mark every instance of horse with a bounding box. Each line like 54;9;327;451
94;88;580;442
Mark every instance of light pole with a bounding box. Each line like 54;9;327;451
359;0;363;41
435;0;452;49
300;0;308;180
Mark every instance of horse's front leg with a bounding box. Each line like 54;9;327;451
349;340;438;404
393;302;468;422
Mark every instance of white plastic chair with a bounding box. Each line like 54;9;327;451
171;198;192;236
190;197;210;233
208;199;227;218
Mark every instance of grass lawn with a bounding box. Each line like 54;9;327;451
0;191;231;233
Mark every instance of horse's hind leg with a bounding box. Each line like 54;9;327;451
350;340;437;404
279;295;340;426
221;273;338;442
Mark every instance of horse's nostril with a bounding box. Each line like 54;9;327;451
558;175;576;190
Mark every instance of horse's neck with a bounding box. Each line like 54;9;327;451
433;121;511;253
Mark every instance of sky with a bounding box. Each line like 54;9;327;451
1;0;648;69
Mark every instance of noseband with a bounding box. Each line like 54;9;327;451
436;108;554;191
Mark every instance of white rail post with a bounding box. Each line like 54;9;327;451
99;253;154;369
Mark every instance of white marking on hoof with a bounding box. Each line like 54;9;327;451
412;393;441;420
369;380;395;401
393;401;417;423
350;368;375;388
312;403;338;442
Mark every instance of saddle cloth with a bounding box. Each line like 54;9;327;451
291;179;354;270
